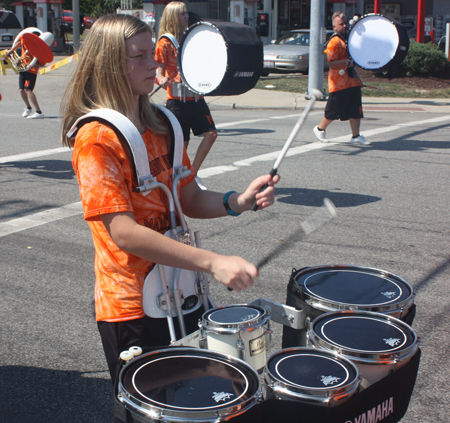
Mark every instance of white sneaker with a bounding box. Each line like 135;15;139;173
27;112;44;119
22;108;32;117
195;175;207;190
350;134;370;145
313;125;329;143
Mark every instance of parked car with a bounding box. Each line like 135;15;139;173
0;9;22;48
263;29;334;75
61;10;85;34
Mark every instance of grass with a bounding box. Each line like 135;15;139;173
256;75;450;98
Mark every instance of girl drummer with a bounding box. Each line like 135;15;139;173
155;1;216;190
60;14;279;384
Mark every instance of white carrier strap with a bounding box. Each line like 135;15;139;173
160;33;179;49
66;105;184;194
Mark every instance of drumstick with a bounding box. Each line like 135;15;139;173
255;198;338;270
227;198;338;291
149;85;162;98
252;88;324;212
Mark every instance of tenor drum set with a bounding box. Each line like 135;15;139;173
115;265;420;423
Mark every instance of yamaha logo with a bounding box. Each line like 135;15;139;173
198;81;211;88
345;397;394;423
234;71;254;78
367;60;381;65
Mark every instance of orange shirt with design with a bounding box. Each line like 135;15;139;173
72;121;194;322
327;35;361;93
155;37;198;101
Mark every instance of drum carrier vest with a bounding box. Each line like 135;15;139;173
67;105;213;342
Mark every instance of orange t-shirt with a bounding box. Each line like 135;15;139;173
72;120;194;322
327;35;362;93
155;37;197;101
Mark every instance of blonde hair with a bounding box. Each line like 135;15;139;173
61;14;166;148
158;1;188;41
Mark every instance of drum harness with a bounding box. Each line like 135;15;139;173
67;105;215;343
326;32;360;81
159;33;200;102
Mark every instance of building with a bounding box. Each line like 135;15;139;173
145;0;450;43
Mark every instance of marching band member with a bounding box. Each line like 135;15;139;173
6;31;45;119
60;14;279;385
156;1;217;190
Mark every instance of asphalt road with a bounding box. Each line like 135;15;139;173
1;62;450;422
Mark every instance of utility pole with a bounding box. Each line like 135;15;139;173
73;0;80;51
308;0;325;98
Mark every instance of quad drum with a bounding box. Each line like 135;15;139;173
283;264;416;347
307;310;420;389
199;304;271;372
348;14;409;71
178;20;263;96
117;347;262;423
264;347;361;407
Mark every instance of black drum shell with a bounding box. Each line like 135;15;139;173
282;264;415;349
348;13;409;71
178;20;263;96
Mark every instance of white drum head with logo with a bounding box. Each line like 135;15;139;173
179;25;227;94
348;15;401;70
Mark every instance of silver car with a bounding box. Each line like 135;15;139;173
0;10;22;48
263;29;334;75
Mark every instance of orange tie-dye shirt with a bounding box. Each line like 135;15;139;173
327;35;362;93
155;37;197;101
72;121;194;322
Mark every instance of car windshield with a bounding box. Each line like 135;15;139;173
276;32;310;46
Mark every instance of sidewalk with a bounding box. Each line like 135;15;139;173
150;83;450;114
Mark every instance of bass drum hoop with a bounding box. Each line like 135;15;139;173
117;347;262;421
200;304;270;334
308;310;419;365
264;347;360;405
347;13;409;71
292;264;415;315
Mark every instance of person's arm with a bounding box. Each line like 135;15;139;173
157;63;170;88
100;212;257;291
179;174;279;219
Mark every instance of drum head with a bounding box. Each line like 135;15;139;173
119;348;260;419
293;265;413;312
205;305;262;326
179;23;227;95
348;14;400;70
267;348;359;392
310;311;418;360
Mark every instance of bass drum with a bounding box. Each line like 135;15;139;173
348;14;409;71
178;20;263;96
117;347;262;423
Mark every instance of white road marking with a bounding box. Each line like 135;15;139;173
1;114;449;237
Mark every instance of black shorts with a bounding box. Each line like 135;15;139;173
325;86;363;121
19;71;37;91
166;98;216;141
